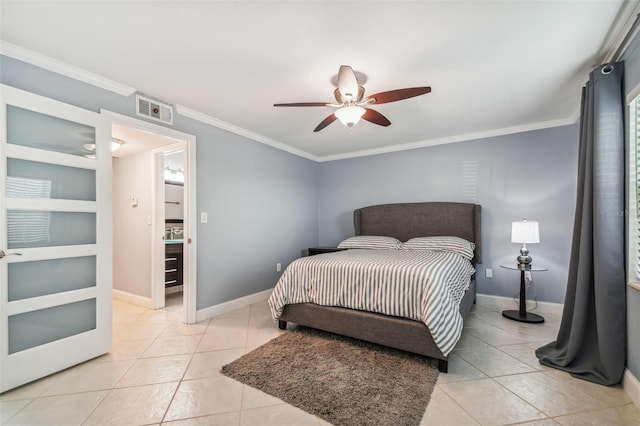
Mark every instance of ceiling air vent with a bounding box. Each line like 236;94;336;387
136;94;174;125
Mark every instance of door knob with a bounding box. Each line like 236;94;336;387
0;249;23;259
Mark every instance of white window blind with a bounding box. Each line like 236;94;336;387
628;95;640;290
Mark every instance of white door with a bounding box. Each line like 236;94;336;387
0;85;113;393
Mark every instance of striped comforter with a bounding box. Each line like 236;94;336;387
268;249;475;356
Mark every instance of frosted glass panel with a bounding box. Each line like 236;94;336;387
8;299;96;354
7;210;96;249
8;256;96;301
7;105;96;157
7;159;96;201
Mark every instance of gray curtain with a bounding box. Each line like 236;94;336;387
535;62;627;386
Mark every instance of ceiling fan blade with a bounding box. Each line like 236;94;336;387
273;102;329;107
313;114;338;132
362;108;391;127
337;65;359;99
368;87;432;104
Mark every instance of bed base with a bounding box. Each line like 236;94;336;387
278;279;476;373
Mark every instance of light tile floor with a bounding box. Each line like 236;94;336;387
1;295;638;425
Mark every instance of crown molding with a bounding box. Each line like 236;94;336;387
318;115;579;162
1;40;580;164
174;104;320;162
0;40;136;97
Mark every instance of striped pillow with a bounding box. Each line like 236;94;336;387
337;236;402;250
401;236;475;260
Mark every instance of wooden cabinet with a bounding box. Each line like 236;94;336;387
165;243;183;287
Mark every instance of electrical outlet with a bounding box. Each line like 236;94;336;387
200;212;208;223
485;268;493;278
276;262;282;272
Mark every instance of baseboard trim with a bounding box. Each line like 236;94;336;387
196;289;272;323
113;289;154;309
623;368;640;409
475;293;564;316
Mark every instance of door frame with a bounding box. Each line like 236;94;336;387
100;110;197;324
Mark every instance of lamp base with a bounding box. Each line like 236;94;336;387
502;309;544;323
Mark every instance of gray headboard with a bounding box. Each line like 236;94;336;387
353;202;482;263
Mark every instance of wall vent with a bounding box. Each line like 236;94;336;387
136;94;174;125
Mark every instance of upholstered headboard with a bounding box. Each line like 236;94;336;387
353;202;482;263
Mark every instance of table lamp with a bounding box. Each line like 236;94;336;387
511;219;539;268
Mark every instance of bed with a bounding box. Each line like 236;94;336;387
268;202;481;372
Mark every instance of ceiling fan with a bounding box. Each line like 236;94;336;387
274;65;431;132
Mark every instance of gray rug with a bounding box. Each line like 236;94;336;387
221;326;439;426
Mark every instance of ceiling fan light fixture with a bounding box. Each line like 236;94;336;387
111;138;124;152
83;139;125;154
335;105;365;127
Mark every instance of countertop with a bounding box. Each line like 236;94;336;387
165;239;184;245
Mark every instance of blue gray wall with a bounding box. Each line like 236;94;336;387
318;125;578;304
0;55;319;310
623;35;640;381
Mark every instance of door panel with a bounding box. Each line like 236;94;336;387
0;84;112;392
8;298;96;354
7;158;97;201
7;210;96;249
7;105;96;156
8;256;96;301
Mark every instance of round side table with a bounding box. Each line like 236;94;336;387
499;264;548;323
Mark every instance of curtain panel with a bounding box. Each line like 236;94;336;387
535;62;627;386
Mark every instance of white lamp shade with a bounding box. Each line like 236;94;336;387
511;220;539;244
334;106;365;127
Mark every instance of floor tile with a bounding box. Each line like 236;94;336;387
197;328;248;352
116;354;191;387
4;391;106;426
142;334;203;358
465;323;531;346
439;378;547;425
241;385;284;410
496;371;607;417
455;345;537;377
454;330;491;350
0;373;61;402
554;403;640;425
184;348;246;381
436;353;488;383
163;411;241;425
164;376;243;421
0;399;32;423
420;386;480;425
239;403;320;426
39;360;134;396
542;369;631;407
83;382;178;426
497;342;549;371
116;323;168;341
93;338;155;363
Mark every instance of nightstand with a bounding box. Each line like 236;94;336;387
500;264;548;323
308;247;347;256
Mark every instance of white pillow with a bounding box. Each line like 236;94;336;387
337;235;402;250
401;236;475;260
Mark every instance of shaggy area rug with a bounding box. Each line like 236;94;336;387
221;326;439;426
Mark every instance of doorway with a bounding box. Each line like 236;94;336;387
103;110;197;324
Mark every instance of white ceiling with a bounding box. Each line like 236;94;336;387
111;124;177;158
0;1;636;160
